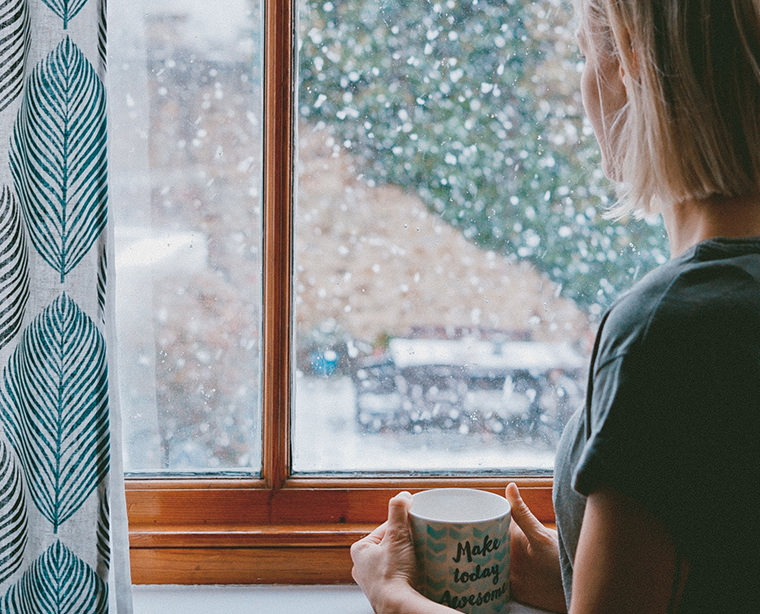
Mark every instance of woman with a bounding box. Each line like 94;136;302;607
351;0;760;612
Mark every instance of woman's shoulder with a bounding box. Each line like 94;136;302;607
596;238;760;365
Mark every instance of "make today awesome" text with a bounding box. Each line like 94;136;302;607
452;534;502;586
440;582;509;610
434;533;508;611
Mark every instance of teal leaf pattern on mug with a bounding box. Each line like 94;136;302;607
426;525;446;540
0;0;30;113
0;439;28;584
0;186;30;351
494;541;508;563
1;540;107;613
40;0;89;29
0;293;109;533
426;576;448;592
10;36;107;284
428;540;447;555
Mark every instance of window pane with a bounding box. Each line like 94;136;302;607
293;0;667;473
110;0;263;474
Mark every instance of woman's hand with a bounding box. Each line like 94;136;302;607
506;483;568;613
350;492;420;612
350;492;458;614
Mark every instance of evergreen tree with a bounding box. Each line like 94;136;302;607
299;0;668;314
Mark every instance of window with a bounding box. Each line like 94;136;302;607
114;0;666;584
111;0;263;475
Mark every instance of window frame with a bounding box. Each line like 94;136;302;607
124;0;555;585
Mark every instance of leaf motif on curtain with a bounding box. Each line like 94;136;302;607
40;0;89;30
0;186;29;351
0;0;30;113
0;439;28;585
96;492;110;576
96;239;106;324
1;539;108;613
10;36;107;284
96;0;106;71
0;293;109;533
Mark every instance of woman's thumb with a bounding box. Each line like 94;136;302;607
506;483;546;538
386;491;413;534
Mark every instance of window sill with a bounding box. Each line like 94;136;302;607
132;585;553;613
128;523;369;584
126;478;554;584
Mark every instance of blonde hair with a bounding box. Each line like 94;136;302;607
583;0;760;216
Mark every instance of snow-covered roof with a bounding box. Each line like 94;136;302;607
388;337;585;371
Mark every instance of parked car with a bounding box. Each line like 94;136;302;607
351;337;585;444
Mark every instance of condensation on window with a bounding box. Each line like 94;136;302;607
110;0;263;474
292;0;667;474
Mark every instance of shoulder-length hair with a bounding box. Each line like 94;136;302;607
587;0;760;216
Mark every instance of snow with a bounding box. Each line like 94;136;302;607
292;375;556;474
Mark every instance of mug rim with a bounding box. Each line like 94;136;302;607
409;487;511;524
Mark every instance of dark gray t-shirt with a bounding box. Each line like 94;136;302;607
553;237;760;613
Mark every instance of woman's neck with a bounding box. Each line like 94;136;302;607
661;194;760;256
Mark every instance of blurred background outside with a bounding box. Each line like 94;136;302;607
110;0;667;476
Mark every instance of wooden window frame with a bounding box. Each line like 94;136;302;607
125;0;555;585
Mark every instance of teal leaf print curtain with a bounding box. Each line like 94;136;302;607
0;186;29;347
2;293;109;533
0;0;30;113
0;439;27;583
0;0;132;611
2;540;108;613
10;36;107;284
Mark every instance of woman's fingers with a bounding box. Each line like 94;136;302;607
506;483;547;541
364;521;389;545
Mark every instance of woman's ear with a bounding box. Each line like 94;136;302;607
617;25;639;80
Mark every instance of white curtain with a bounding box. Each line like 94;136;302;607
0;0;132;611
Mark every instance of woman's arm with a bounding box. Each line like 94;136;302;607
350;492;459;614
505;484;567;613
569;487;688;614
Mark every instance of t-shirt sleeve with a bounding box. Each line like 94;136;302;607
573;351;678;500
571;315;725;549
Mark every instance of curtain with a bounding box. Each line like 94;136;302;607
0;0;132;611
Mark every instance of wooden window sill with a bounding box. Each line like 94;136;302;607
126;477;554;584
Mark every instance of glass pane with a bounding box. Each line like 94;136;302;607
110;0;263;474
293;0;667;473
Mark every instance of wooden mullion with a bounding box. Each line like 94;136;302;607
262;0;296;492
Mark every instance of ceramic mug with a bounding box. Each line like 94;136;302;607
409;488;511;614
